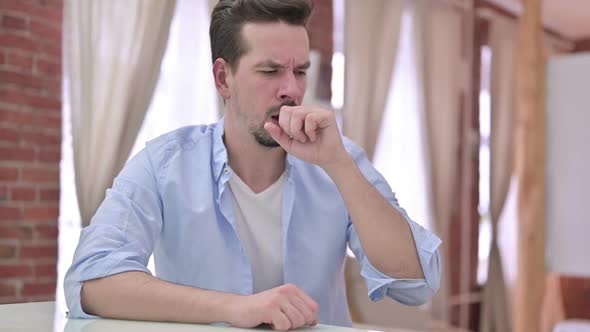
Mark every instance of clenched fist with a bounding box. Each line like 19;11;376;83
264;105;351;172
227;284;319;331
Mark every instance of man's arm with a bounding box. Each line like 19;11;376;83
266;105;430;280
323;156;423;279
81;272;233;323
82;272;319;330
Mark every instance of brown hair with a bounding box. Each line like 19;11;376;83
210;0;313;71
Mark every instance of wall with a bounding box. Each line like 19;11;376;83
307;0;333;102
0;0;62;304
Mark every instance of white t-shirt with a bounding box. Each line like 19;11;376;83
228;170;286;294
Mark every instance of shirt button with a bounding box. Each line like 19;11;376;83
224;168;229;174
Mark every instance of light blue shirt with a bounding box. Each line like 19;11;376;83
65;119;442;326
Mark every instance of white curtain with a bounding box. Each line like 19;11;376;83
129;0;218;159
373;6;433;233
480;16;517;332
342;0;404;160
414;0;464;323
57;1;217;330
65;0;176;226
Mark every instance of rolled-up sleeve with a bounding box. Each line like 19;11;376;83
64;149;163;318
344;138;442;306
348;220;441;305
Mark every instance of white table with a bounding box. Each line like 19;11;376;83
0;301;407;332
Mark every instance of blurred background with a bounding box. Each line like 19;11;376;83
0;0;589;331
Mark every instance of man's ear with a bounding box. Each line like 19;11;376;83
213;58;231;100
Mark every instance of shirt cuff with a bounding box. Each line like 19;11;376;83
64;255;151;319
361;222;441;305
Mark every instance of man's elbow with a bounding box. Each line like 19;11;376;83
80;279;101;316
389;284;438;306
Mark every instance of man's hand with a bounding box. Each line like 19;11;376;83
264;105;351;171
227;284;319;331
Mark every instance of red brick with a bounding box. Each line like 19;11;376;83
0;297;22;304
39;188;58;201
0;206;22;221
0;33;37;53
19;130;43;145
0;264;33;278
22;281;55;296
34;58;60;77
23;206;59;221
38;42;61;59
5;52;34;71
0;0;62;22
0;70;44;89
41;78;60;97
0;89;30;107
0;244;17;258
0;282;17;297
34;263;56;278
0;109;36;127
0;185;6;200
21;167;59;182
35;225;57;238
0;127;19;143
0;52;5;65
0;226;33;240
10;186;36;201
0;89;60;111
36;147;60;162
0;167;18;181
21;129;60;146
36;114;61;128
38;0;63;9
29;19;60;42
30;95;61;110
19;244;57;259
1;14;28;31
0;146;35;161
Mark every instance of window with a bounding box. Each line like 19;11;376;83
477;45;492;285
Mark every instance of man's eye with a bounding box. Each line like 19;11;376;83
296;71;307;76
261;70;278;75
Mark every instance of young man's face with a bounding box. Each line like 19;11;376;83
226;21;310;147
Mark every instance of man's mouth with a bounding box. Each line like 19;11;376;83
267;101;295;125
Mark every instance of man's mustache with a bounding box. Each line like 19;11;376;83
266;100;297;116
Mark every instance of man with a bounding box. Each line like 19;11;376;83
65;0;441;330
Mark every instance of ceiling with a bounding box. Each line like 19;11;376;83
486;0;590;40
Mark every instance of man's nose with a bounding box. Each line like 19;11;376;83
277;72;303;102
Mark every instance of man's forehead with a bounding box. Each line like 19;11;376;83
241;22;309;48
240;22;309;66
253;59;311;69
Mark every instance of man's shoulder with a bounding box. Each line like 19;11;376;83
147;124;216;149
141;123;219;168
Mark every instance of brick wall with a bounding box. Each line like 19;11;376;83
0;0;62;304
307;0;333;102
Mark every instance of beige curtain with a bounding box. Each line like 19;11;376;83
342;0;404;160
414;0;464;323
65;0;176;226
480;16;516;332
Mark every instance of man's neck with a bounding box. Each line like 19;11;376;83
223;123;287;194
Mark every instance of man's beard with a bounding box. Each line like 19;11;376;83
250;101;297;148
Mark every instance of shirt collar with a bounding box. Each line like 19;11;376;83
211;117;295;184
212;118;228;183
